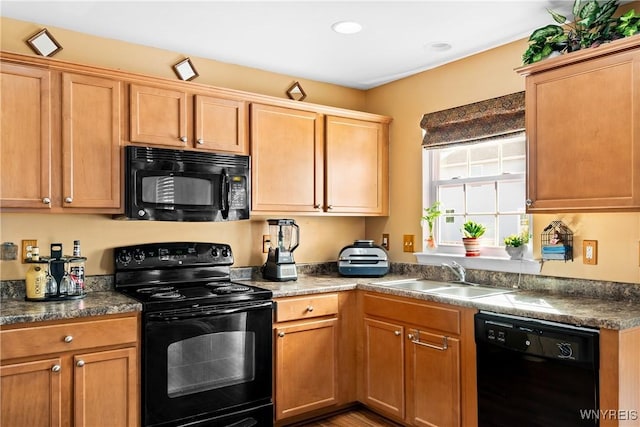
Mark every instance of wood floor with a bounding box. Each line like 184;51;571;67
292;407;402;427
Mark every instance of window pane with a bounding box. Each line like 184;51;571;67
466;183;495;213
439;149;468;179
441;215;464;244
439;185;464;214
498;215;522;242
498;181;526;213
466;215;495;245
469;144;499;177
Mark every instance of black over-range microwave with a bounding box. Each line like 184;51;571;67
124;146;250;222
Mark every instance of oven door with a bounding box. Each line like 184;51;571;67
143;300;273;427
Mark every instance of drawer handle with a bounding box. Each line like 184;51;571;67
394;330;401;336
64;335;73;343
76;360;85;367
278;332;285;338
306;306;314;312
51;365;61;373
409;333;449;351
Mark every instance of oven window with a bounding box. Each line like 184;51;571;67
142;175;212;206
167;329;255;398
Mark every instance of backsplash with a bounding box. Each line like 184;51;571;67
2;262;639;301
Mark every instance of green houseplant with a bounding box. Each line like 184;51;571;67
461;220;486;257
421;201;442;250
503;233;530;260
523;0;640;64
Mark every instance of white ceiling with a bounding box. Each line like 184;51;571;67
2;1;578;89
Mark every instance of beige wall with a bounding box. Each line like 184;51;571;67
2;16;640;284
365;39;640;285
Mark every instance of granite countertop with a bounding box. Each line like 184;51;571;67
0;291;142;326
239;274;640;330
2;273;639;330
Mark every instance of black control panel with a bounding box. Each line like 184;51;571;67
114;242;233;270
475;312;599;366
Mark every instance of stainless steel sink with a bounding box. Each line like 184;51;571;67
426;286;515;299
369;278;454;292
370;278;515;299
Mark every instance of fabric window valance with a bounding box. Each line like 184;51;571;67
420;91;525;148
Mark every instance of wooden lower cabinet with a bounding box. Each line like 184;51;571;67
0;314;139;427
362;292;477;427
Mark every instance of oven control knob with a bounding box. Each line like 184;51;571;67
211;248;220;258
221;248;230;258
133;249;146;263
557;342;573;358
118;250;132;265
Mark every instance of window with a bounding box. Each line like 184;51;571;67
423;133;530;256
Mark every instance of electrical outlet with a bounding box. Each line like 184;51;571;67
21;239;37;263
403;234;415;253
262;235;271;253
382;234;390;250
583;240;597;265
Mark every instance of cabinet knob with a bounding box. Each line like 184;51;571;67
76;360;85;367
64;335;73;343
306;306;314;312
42;197;51;205
327;205;334;210
407;333;415;340
313;204;321;209
394;330;401;336
51;365;61;372
197;139;204;145
525;199;533;207
278;332;285;338
64;197;73;203
180;136;188;143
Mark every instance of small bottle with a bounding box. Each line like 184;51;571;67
32;246;40;261
69;263;85;296
26;265;46;300
73;240;81;257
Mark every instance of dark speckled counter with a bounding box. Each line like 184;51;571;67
238;273;640;331
0;291;141;326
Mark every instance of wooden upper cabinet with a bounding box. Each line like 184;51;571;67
62;73;121;209
0;63;52;209
517;37;640;212
129;84;248;154
325;116;389;215
250;103;324;212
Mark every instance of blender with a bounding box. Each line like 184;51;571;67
263;219;299;281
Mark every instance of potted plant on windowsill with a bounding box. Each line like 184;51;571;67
503;233;530;260
462;220;486;257
421;201;442;251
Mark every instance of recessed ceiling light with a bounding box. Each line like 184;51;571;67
331;21;362;35
427;42;453;52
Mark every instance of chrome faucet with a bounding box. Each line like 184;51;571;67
442;261;466;283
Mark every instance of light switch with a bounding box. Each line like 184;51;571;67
583;240;597;265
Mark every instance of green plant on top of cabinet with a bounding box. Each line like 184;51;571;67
250;103;389;215
1;62;122;212
129;83;248;154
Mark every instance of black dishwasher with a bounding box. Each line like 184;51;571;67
475;311;599;427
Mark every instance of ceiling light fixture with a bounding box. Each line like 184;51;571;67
331;21;362;35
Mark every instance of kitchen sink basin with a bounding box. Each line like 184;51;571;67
426;286;515;299
370;278;515;300
369;278;454;292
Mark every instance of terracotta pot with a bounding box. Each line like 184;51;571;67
462;237;481;257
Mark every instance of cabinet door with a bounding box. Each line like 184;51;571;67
194;95;248;154
274;318;338;420
130;84;188;147
0;63;52;209
1;357;63;427
325;116;389;215
62;73;121;210
363;318;405;420
73;347;138;427
407;330;461;427
525;48;640;211
251;103;324;212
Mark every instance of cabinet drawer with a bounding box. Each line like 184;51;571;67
275;293;339;322
1;315;138;361
363;293;461;335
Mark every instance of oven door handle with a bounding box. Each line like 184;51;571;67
147;300;273;321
